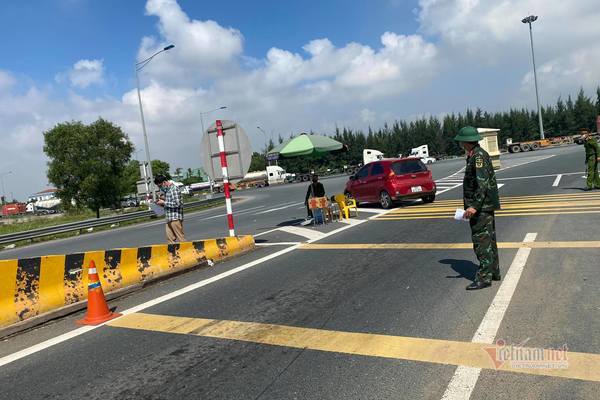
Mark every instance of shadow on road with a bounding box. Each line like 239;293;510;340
277;218;306;227
439;258;477;282
561;187;589;191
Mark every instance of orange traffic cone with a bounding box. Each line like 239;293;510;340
77;260;122;325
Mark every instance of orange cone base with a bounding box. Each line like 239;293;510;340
77;311;122;326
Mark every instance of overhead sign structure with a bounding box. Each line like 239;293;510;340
201;120;252;182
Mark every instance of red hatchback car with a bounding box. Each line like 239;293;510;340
344;158;436;209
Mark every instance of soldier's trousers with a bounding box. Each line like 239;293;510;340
586;157;600;189
469;211;500;283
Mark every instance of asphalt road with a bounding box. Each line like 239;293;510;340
1;144;598;399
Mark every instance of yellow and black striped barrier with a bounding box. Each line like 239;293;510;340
0;236;254;328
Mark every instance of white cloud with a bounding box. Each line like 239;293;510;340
0;70;16;91
418;0;600;102
57;59;105;88
138;0;244;84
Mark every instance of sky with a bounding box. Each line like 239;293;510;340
1;0;599;200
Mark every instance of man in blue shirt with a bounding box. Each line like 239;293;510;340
154;175;186;243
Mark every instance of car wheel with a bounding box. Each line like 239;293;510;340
422;195;435;203
379;191;393;209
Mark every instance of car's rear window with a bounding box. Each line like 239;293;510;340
391;159;427;175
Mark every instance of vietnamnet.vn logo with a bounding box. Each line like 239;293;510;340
483;338;569;370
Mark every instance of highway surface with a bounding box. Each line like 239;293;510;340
1;145;599;399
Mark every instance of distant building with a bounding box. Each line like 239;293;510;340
28;188;58;203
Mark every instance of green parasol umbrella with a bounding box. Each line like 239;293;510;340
268;134;346;217
268;133;344;158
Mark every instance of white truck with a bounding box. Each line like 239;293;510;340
26;198;62;215
363;149;384;164
409;145;436;164
237;165;289;188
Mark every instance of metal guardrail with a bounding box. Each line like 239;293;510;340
0;195;224;246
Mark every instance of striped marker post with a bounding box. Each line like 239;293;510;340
216;120;236;237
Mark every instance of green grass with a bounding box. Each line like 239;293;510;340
2;199;225;251
0;207;147;235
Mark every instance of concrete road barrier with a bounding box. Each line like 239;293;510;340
0;236;254;330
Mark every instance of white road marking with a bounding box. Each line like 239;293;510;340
256;242;301;247
202;205;266;220
252;227;281;238
496;171;583;181
356;208;387;214
0;218;368;368
497;183;504;189
441;232;537;400
340;218;364;225
278;226;326;240
496;154;555;173
552;174;562;187
254;202;303;214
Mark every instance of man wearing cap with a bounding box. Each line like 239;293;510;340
455;126;501;290
154;174;186;243
582;130;600;190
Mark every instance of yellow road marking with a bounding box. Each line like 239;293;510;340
107;312;600;383
376;210;600;220
430;192;600;203
299;241;600;250
388;201;600;214
386;207;600;216
398;199;600;211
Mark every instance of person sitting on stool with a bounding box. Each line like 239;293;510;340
304;174;325;218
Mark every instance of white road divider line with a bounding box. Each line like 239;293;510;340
553;174;562;187
254;202;303;214
441;232;537;400
278;226;326;240
256;242;301;247
356;208;387;214
497;155;555;173
497;171;583;182
202;205;266;220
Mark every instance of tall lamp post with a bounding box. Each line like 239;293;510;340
522;15;544;140
0;171;12;205
200;106;228;136
135;44;175;201
256;126;269;154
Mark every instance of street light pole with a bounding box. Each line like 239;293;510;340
200;106;228;135
522;15;544;140
135;44;175;201
0;171;12;205
257;126;269;153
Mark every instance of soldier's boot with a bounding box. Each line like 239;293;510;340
466;281;491;290
491;264;501;281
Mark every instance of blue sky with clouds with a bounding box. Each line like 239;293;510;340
1;0;599;199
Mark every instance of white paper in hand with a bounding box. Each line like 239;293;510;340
149;202;165;217
454;208;467;221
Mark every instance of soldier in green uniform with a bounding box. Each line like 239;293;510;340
454;126;501;290
582;130;600;190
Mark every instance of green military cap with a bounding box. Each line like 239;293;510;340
454;126;482;142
